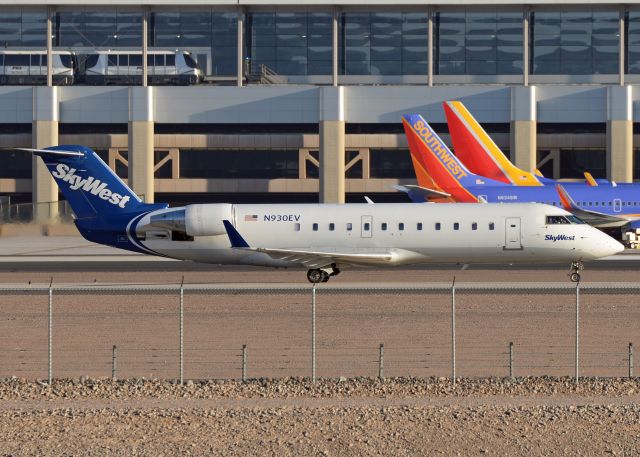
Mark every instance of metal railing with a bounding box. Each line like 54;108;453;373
0;200;75;224
0;281;638;383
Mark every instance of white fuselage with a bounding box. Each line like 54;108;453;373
132;203;623;268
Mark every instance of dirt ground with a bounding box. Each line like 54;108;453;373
1;377;640;456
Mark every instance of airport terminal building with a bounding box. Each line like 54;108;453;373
0;0;639;210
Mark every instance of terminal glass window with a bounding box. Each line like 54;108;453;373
0;10;47;47
627;11;640;74
339;12;428;75
150;11;237;76
179;149;299;179
435;10;523;75
369;149;414;178
246;12;332;76
531;10;619;75
55;10;141;47
559;148;606;179
0;150;31;178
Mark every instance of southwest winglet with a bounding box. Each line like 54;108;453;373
555;184;576;211
222;220;250;248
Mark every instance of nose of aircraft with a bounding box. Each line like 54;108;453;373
591;230;625;259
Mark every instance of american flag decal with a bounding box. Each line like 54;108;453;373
244;214;258;222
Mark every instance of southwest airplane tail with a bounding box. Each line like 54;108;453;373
402;113;506;203
443;101;608;187
24;145;168;252
443;101;543;186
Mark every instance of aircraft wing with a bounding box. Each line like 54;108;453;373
252;247;394;268
556;185;629;228
392;184;451;202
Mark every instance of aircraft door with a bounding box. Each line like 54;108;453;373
504;217;522;250
361;215;373;238
613;199;622;213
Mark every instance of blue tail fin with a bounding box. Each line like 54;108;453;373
31;145;164;220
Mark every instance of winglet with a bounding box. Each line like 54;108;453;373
222;220;250;248
583;172;598;187
555;184;576;211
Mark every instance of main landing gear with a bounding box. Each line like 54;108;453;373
568;260;584;283
306;264;341;283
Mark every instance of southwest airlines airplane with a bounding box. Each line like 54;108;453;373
26;146;621;283
442;100;609;187
401;114;640;232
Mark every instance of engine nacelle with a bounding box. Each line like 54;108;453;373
184;203;233;237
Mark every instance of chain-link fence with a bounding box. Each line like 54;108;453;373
0;282;638;383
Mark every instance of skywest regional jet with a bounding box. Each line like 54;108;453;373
401;114;640;232
27;146;622;283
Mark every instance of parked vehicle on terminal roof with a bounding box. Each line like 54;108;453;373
84;50;203;86
0;50;75;85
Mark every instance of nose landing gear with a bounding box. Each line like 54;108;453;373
568;260;584;283
306;264;341;283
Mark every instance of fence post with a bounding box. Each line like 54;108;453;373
179;276;184;386
451;276;456;385
112;345;117;380
575;282;580;385
629;343;634;378
378;343;384;380
48;277;53;385
509;342;514;378
311;284;316;384
242;344;247;382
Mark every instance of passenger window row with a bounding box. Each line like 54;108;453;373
299;222;496;232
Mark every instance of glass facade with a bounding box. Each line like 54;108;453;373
339;12;428;75
0;10;46;47
180;150;299;179
369;149;414;178
627;11;640;74
531;10;619;75
55;10;142;47
435;10;522;75
559;148;606;179
246;12;332;76
150;11;237;76
0;7;633;81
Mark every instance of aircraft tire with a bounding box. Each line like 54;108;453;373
570;272;581;283
307;269;324;283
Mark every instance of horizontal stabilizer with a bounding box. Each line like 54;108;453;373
393;184;450;202
556;185;628;228
18;147;84;157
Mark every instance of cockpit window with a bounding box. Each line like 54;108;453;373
546;215;583;225
565;215;586;224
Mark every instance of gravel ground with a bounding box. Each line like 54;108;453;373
1;377;639;456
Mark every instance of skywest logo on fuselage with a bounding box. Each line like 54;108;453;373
52;163;130;208
545;234;576;242
412;120;468;181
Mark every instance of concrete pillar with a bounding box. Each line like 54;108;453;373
332;8;338;87
319;86;345;203
427;8;433;86
510;86;537;172
128;86;154;203
607;85;633;183
32;86;59;214
237;9;243;87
